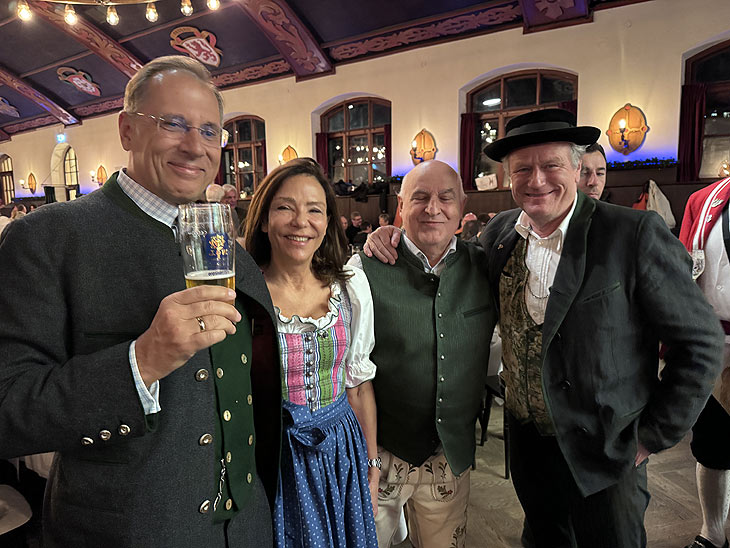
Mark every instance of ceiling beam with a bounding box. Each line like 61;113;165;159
0;128;10;142
28;1;144;79
237;0;332;80
0;64;77;125
518;0;590;33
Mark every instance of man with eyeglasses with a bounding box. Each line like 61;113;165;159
0;56;281;548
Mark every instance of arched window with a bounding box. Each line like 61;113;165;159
686;41;730;179
0;154;14;205
320;98;391;185
465;70;577;188
63;146;78;187
222;116;266;194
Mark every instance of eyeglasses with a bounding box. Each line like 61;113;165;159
129;112;229;148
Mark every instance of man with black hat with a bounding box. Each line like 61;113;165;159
362;109;723;546
477;108;723;546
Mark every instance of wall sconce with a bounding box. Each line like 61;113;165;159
278;145;298;165
96;165;108;186
19;179;26;189
606;104;649;155
410;129;437;165
27;173;37;194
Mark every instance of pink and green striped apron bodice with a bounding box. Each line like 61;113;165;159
277;288;352;412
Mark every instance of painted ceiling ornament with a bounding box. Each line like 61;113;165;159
0;97;19;118
57;67;101;97
170;26;222;67
535;0;575;19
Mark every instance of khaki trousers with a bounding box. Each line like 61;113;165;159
375;447;470;548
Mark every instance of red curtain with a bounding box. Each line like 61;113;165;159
384;124;392;177
315;133;328;179
677;83;707;182
459;113;478;191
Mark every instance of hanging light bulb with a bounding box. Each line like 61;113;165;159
106;5;119;25
145;2;158;22
64;3;78;25
17;0;32;21
180;0;193;16
207;0;221;10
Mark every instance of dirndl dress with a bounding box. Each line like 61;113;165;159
273;270;378;548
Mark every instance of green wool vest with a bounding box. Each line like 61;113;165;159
360;241;496;475
209;299;257;522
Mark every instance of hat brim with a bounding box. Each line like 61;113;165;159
0;485;32;535
484;126;601;162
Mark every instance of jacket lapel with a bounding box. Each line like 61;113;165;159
542;192;595;350
489;210;521;301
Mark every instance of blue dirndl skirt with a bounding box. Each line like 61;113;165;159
274;394;378;548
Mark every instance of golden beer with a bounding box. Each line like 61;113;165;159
185;270;235;305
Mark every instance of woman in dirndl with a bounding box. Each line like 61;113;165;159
243;158;379;548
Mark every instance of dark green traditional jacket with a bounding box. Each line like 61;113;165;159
360;240;496;475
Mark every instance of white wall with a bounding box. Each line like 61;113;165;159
2;0;729;198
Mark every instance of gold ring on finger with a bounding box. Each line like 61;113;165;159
196;316;206;332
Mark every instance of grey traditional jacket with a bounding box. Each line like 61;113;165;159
479;191;724;496
0;174;281;547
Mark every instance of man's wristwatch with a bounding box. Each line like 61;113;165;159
367;457;382;470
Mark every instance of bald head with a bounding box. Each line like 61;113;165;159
398;160;467;266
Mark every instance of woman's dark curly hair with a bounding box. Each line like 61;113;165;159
242;158;351;285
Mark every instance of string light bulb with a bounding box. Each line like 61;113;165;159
145;2;158;22
106;5;119;25
17;0;32;21
64;3;78;25
180;0;193;16
207;0;221;10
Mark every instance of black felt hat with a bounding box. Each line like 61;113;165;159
483;109;600;161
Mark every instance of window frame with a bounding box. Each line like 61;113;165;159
0;154;14;205
221;115;266;194
466;69;578;189
686;41;730;179
63;146;79;188
321;97;391;185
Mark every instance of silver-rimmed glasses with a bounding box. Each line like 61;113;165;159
129;112;230;148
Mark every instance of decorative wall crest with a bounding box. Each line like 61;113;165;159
170;27;223;67
0;98;20;118
57;67;101;97
535;0;575;19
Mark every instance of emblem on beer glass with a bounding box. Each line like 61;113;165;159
178;203;236;303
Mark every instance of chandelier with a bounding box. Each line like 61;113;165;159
17;0;222;25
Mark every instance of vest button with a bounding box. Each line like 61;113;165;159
437;418;442;423
195;368;209;381
247;394;253;405
226;451;232;463
305;334;312;341
99;429;111;441
199;433;213;446
305;371;313;378
437;292;442;297
560;380;571;390
216;368;224;378
440;376;445;382
247;473;253;484
240;353;248;365
223;410;231;421
118;424;131;436
440;355;445;360
199;500;210;514
225;498;233;511
439;333;444;338
248;435;254;445
438;313;443;318
81;436;94;446
306;384;314;390
438;397;443;403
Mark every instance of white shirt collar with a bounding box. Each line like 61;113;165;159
401;230;458;275
514;196;578;251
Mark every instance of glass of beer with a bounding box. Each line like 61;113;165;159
178;203;236;303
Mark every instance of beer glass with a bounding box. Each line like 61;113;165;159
178;203;236;301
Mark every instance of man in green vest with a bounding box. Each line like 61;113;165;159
348;160;497;548
0;56;281;547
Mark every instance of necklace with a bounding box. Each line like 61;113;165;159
525;276;549;300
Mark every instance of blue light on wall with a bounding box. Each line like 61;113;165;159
56;133;66;144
